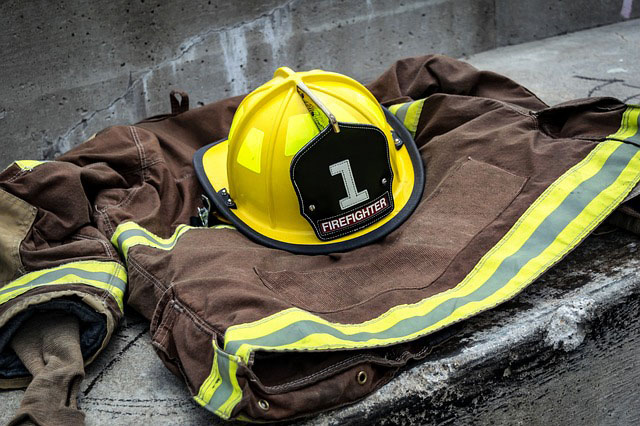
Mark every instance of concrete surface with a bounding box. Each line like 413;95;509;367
1;13;640;426
466;19;640;106
1;0;639;170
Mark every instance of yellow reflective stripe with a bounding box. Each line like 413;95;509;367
218;358;241;418
502;145;640;289
0;260;126;312
388;99;426;137
194;348;223;412
13;160;48;171
403;99;425;136
388;103;403;115
454;141;619;290
111;221;235;261
194;341;243;419
212;224;235;230
448;144;640;317
111;222;193;261
612;104;640;141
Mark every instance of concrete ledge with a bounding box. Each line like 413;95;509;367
1;16;640;426
1;0;639;169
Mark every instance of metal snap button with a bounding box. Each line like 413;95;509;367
258;399;270;411
356;370;368;385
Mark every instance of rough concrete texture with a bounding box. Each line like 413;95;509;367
1;0;639;169
1;13;640;426
495;0;640;45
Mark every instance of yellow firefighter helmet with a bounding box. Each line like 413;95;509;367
194;66;424;254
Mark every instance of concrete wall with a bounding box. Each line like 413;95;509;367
1;0;639;169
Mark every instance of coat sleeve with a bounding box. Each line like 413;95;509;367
0;91;239;395
366;54;548;111
0;128;135;390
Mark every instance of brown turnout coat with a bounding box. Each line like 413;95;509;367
1;55;640;421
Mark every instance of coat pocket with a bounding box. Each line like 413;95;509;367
256;158;527;313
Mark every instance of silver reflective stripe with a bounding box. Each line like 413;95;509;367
0;260;127;312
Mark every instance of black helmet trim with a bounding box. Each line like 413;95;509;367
193;106;425;255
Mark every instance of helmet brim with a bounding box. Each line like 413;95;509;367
193;106;425;254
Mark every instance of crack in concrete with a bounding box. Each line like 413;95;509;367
44;75;141;159
615;31;629;42
573;74;640;99
83;326;150;397
46;0;299;159
81;396;198;416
